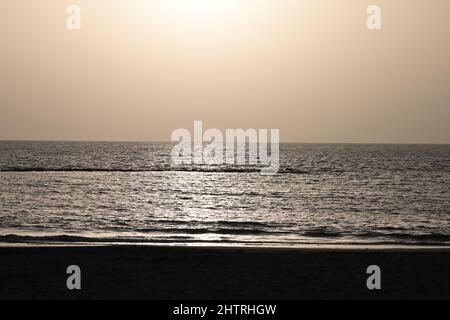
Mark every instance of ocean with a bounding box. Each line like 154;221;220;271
0;141;449;247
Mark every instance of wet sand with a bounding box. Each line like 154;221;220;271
0;245;449;300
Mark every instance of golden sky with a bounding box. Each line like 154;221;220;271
1;0;449;143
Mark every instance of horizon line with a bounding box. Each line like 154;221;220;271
0;139;448;146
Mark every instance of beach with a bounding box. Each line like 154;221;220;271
1;245;449;300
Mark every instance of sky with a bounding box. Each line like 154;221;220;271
0;0;449;143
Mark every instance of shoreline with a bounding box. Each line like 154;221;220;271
1;243;450;252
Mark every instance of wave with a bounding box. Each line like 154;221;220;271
0;234;212;244
133;227;288;235
149;220;287;229
2;229;450;246
1;233;450;247
0;227;287;244
357;232;450;243
303;228;344;238
0;233;295;244
1;166;447;175
0;167;310;175
0;234;118;243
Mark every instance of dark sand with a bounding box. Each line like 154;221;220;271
0;246;449;300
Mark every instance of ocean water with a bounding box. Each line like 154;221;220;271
0;141;449;247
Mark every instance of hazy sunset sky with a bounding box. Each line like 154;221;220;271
1;0;449;143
